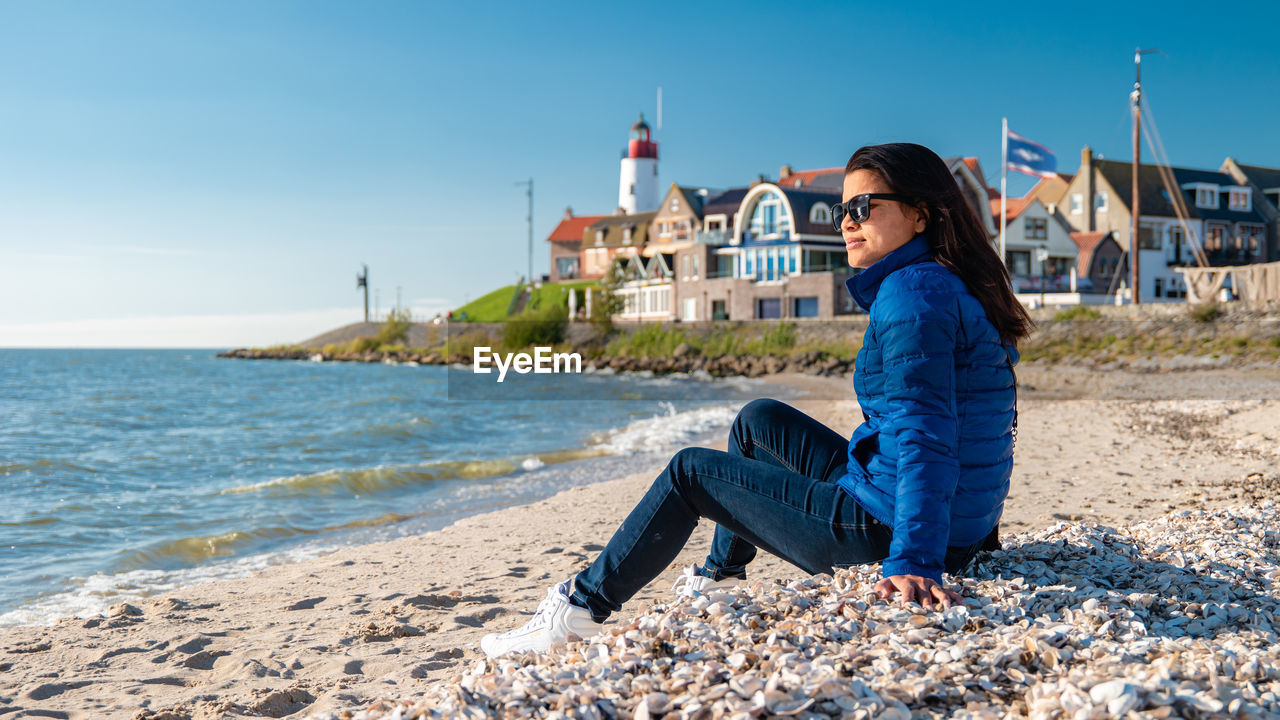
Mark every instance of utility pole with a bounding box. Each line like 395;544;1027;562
1131;48;1161;306
515;178;533;284
356;264;369;322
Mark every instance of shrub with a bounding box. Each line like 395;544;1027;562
376;308;412;345
1053;305;1102;321
1189;303;1223;323
758;322;797;355
502;304;568;350
446;328;498;362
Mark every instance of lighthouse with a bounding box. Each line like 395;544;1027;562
618;113;659;214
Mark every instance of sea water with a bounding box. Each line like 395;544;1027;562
0;349;785;626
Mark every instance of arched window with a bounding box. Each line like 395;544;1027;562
747;190;792;238
810;203;832;226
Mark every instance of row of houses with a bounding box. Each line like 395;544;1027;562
547;145;1279;320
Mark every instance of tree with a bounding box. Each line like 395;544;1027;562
590;257;626;333
376;308;412;346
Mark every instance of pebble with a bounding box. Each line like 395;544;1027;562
307;502;1280;719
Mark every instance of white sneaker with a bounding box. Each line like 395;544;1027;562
671;563;740;599
480;580;603;657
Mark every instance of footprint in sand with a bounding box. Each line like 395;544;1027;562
409;648;465;676
24;681;92;700
180;649;231;670
452;607;509;628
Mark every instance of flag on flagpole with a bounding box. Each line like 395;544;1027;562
1005;130;1057;178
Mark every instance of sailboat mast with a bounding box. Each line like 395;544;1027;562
1131;50;1143;305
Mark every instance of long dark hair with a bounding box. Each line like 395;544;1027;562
845;142;1034;345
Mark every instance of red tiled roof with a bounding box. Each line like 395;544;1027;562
547;214;606;243
989;196;1032;222
1070;231;1111;273
962;157;981;174
778;166;844;189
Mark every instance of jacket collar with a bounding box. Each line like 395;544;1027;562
844;235;934;311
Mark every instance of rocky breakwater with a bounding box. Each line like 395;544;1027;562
588;346;853;379
216;346;855;378
310;502;1280;720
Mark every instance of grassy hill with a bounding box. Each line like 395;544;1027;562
452;280;597;322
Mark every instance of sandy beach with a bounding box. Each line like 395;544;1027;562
3;365;1279;719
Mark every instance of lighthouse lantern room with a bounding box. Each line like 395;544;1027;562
618;113;659;214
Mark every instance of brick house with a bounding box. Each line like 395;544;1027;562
546;208;605;282
1059;147;1270;300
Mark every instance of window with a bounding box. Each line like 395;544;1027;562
1206;224;1227;251
711;300;728;321
748;191;791;238
1195;186;1218;209
793;297;819;318
681;255;691;280
1069;193;1083;214
1137;225;1161;251
1006;250;1031;277
809;203;832;225
1025;217;1047;239
556;257;579;279
623;227;632;244
1154;278;1164;297
756;298;782;319
1229;188;1252;211
1240;224;1264;253
629;183;636;197
692;256;700;280
670;198;679;212
1094;193;1108;212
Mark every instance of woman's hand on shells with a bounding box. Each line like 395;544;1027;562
874;575;963;610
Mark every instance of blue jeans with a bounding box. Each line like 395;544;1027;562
570;399;992;622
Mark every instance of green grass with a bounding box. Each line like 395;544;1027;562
1053;306;1102;321
452;280;599;322
451;284;520;322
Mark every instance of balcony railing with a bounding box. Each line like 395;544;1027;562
741;230;791;246
695;229;729;245
1170;249;1265;266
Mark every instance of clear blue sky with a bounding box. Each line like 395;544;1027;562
3;0;1277;347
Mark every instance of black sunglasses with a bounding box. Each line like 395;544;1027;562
831;193;914;231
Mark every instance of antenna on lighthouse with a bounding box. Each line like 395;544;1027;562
656;86;662;144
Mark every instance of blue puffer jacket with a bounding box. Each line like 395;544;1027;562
835;235;1018;582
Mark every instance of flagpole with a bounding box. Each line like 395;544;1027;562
1000;117;1008;270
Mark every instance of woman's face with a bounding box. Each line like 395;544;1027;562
841;169;927;268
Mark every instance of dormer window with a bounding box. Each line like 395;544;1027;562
1193;185;1218;209
595;230;604;246
1228;187;1252;211
809;203;831;225
623;227;633;244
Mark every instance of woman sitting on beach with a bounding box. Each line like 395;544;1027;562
481;142;1033;657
